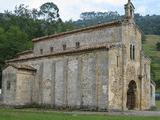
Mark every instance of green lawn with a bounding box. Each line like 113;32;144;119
156;101;160;110
0;108;160;120
143;35;160;82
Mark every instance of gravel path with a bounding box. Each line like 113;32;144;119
16;110;160;116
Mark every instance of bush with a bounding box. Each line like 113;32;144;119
156;42;160;51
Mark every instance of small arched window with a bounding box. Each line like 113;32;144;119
63;44;66;50
150;86;153;97
40;49;43;55
133;45;135;60
130;44;132;60
130;44;135;60
7;81;11;90
76;42;80;48
50;47;54;53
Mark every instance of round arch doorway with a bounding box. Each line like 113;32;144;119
127;80;137;110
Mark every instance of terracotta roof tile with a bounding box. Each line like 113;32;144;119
5;63;36;71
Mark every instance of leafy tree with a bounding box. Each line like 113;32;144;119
14;4;31;18
0;26;32;87
0;26;30;60
0;2;77;88
31;8;39;20
39;2;60;22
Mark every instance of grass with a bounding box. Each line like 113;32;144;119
143;35;160;85
156;101;160;110
0;35;160;120
0;108;160;120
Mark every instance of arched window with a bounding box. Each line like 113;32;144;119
40;49;43;55
63;44;66;50
130;44;135;60
130;44;132;60
7;81;11;90
50;47;54;53
150;86;153;97
133;45;135;60
76;42;80;48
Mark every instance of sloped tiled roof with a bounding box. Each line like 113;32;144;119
5;63;36;71
16;50;33;56
32;21;122;42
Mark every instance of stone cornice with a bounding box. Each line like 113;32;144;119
16;50;33;56
7;43;123;63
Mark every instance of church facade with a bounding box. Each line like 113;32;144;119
1;0;155;111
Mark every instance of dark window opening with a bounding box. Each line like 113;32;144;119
7;81;11;90
130;44;135;60
40;49;43;55
117;56;119;67
50;47;54;53
130;7;133;17
130;44;132;60
76;42;80;48
133;45;135;60
63;44;66;50
150;86;153;97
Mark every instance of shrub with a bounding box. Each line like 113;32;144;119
156;42;160;51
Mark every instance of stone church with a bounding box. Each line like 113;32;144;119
1;0;155;111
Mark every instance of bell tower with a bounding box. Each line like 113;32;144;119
125;0;135;20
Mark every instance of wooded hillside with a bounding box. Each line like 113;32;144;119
0;3;160;88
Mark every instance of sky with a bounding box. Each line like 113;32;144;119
0;0;159;21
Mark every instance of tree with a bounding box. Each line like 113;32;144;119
156;42;160;51
31;8;39;20
0;26;31;87
14;4;31;18
39;2;60;22
0;26;31;61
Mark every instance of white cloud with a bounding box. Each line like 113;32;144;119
0;0;158;21
94;0;126;6
24;0;128;20
50;0;127;20
136;6;146;15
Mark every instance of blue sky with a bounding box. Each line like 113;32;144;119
0;0;159;21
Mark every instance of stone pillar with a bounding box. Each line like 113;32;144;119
55;61;65;107
51;62;55;107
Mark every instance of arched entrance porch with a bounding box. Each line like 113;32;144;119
127;80;137;110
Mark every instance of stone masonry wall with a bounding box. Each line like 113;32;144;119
120;23;152;110
141;57;151;110
33;26;122;56
122;23;142;110
13;50;109;110
15;70;35;105
2;66;17;105
108;47;123;110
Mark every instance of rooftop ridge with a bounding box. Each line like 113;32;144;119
32;20;122;42
16;50;33;56
4;63;36;71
